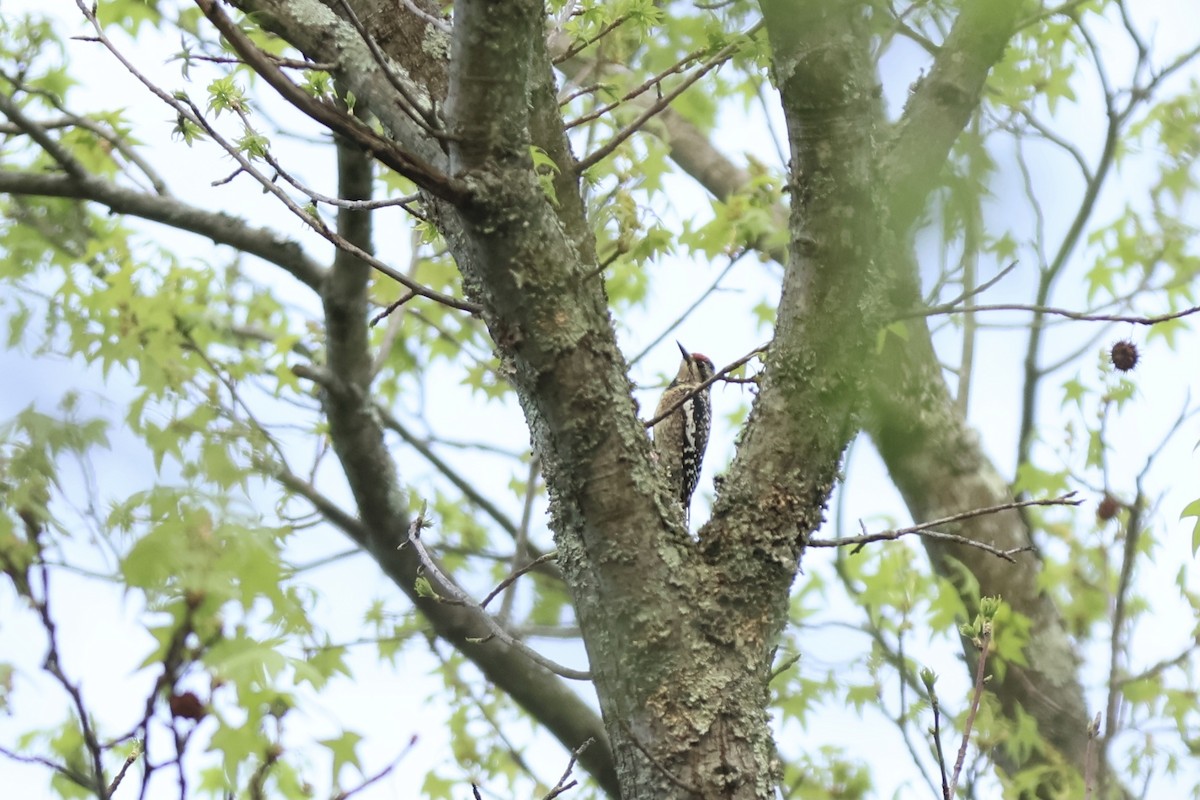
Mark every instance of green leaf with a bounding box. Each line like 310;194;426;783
207;75;247;116
1180;498;1200;555
874;321;909;354
1060;377;1087;410
320;729;364;784
530;145;560;206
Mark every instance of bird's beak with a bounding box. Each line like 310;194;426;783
676;341;691;362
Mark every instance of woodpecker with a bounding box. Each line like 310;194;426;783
652;342;715;521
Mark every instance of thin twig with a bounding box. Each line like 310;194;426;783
904;301;1200;326
542;738;593;800
575;22;763;172
333;735;418;800
332;0;445;135
373;405;530;541
947;625;992;798
566;42;714;130
554;13;631;63
34;570;108;795
1098;392;1171;787
927;683;951;800
642;342;768;430
807;494;1081;562
1115;637;1200;687
482;551;559;610
499;456;542;624
369;290;418;326
0;746;94;792
630;249;747;367
425;640;540;780
405;512;590;680
106;740;143;795
616;718;699;794
937;260;1018;313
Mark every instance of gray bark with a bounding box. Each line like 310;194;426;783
0;0;1138;796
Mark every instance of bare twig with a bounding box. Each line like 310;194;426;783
404;511;590;680
542;738;594;800
808;494;1081;562
106;741;143;795
904;301;1200;327
616;718;699;794
1116;637;1200;687
0;746;95;792
566;42;715;130
1096;391;1174;789
369;290;418;326
553;13;631;63
498;456;543;624
925;677;951;800
333;735;418;800
482;551;559;610
575;22;763;172
374;405;535;544
936;260;1018;313
630;249;748;367
642;342;768;430
268;165;423;211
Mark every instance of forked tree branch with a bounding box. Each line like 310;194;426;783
808;493;1082;562
405;514;590;680
194;0;464;200
906;301;1200;327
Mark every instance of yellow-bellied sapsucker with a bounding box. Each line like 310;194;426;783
652;342;715;520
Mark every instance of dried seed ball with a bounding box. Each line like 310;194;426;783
168;691;206;721
1097;494;1121;522
1110;340;1138;372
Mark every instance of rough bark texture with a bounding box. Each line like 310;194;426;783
227;0;625;791
233;0;1108;794
437;1;797;794
609;2;1121;792
1;0;1130;797
318;131;621;792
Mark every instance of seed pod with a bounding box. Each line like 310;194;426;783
1097;494;1121;522
1110;340;1138;372
168;691;207;721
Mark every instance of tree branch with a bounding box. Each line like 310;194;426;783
904;300;1200;326
574;23;762;174
883;0;1022;233
405;516;590;680
205;0;464;200
0;169;327;291
808;494;1080;562
642;342;766;430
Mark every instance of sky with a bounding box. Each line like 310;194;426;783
1;1;1199;798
